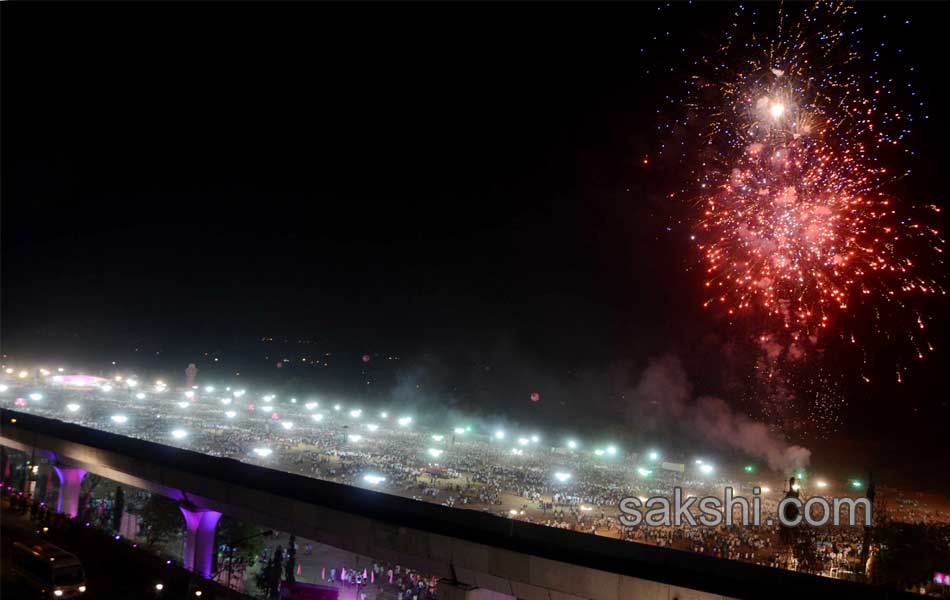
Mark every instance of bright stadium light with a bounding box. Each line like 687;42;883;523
531;434;540;443
594;449;605;456
606;446;617;456
101;384;113;392
695;459;704;465
427;448;444;458
648;451;660;461
431;434;444;442
0;384;8;393
349;409;362;418
554;471;571;483
333;404;341;411
699;464;715;475
135;392;146;400
126;379;138;388
184;391;195;399
567;439;578;449
311;414;324;422
518;437;529;446
233;389;246;398
252;447;273;458
761;487;772;493
220;398;232;405
225;411;237;418
349;434;363;442
363;474;385;485
261;405;274;412
177;402;190;409
851;480;863;489
204;386;215;393
171;429;188;440
511;448;524;456
454;427;465;435
637;467;653;478
263;395;275;402
28;393;43;401
397;416;412;427
111;415;128;424
19;370;29;379
366;423;379;432
816;480;829;488
305;402;318;410
380;411;388;418
494;430;505;440
280;421;294;430
66;403;81;412
58;367;65;373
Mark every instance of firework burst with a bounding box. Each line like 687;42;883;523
679;2;944;382
658;2;947;435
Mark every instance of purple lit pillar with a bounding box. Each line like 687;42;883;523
52;466;87;518
179;506;222;578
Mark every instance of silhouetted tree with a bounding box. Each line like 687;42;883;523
873;522;950;589
255;545;283;599
213;517;265;576
269;545;283;596
112;486;124;532
139;494;182;547
285;534;296;584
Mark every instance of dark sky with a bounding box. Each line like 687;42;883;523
3;3;948;489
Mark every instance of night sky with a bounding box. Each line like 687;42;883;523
3;3;948;490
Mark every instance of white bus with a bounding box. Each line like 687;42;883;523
11;542;87;598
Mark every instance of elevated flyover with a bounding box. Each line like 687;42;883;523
0;409;913;600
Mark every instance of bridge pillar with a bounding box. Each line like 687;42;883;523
179;506;222;578
52;466;86;518
437;580;517;600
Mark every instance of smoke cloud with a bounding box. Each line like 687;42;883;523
627;356;811;473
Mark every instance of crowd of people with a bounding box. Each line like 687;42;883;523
4;377;950;590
